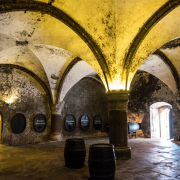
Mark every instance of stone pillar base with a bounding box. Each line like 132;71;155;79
49;132;62;141
114;146;131;160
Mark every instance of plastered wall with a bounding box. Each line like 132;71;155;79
0;67;51;145
1;67;180;144
128;71;180;140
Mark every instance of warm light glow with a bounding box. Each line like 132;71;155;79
2;91;19;104
127;74;133;91
104;83;108;91
5;97;15;104
108;79;126;90
127;81;131;91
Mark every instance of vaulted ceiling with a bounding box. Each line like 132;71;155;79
1;0;180;104
0;10;98;104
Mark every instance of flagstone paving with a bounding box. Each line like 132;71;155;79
0;137;180;180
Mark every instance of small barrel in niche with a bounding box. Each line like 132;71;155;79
11;113;26;134
88;144;116;180
64;138;86;168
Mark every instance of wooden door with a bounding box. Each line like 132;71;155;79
150;108;160;138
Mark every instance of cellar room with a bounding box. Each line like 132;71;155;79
1;0;180;179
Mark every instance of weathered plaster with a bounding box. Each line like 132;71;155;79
160;36;180;49
59;61;96;102
0;10;108;96
51;0;116;75
36;0;168;89
0;1;180;92
0;67;51;145
128;71;180;140
0;45;49;89
116;0;167;70
28;44;72;102
138;54;177;95
160;47;180;83
129;5;180;85
0;33;16;51
0;11;105;81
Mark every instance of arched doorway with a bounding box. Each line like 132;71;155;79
0;112;2;144
150;102;173;140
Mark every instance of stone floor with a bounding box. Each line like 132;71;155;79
0;137;180;180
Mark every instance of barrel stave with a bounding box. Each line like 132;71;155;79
64;138;86;168
88;143;116;180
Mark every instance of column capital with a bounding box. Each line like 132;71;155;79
106;90;129;111
50;101;64;115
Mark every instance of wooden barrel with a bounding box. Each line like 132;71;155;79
64;138;86;168
88;144;116;180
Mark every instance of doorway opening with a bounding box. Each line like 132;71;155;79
150;102;173;140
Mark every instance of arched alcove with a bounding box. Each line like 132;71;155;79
150;102;173;140
0;66;51;145
58;60;99;102
61;73;108;138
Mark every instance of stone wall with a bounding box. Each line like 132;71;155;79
1;66;180;145
61;71;180;140
128;71;180;140
0;67;51;145
61;77;108;138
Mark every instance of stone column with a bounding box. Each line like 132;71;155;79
49;102;64;141
107;90;131;160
